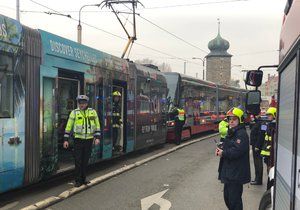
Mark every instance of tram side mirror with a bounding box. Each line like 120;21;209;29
246;90;261;115
245;70;263;87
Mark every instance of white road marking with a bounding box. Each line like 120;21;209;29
141;189;171;210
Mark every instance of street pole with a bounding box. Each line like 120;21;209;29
77;23;82;44
78;4;100;44
16;0;20;21
202;59;205;80
192;57;205;80
184;62;186;74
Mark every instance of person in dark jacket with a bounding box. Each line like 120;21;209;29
112;90;123;152
170;104;186;145
216;107;251;210
249;115;265;185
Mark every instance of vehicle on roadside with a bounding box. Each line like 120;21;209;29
245;1;300;209
165;72;247;142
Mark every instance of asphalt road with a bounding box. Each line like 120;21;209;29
49;135;266;210
0;132;267;210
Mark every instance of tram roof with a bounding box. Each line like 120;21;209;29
165;72;246;92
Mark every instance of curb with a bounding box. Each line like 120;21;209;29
21;133;219;210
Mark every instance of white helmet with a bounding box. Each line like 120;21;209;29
76;95;89;102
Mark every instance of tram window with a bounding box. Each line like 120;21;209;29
86;84;95;108
0;55;13;118
137;77;151;114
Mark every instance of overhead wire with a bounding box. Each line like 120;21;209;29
138;0;249;10
121;2;208;54
26;0;198;65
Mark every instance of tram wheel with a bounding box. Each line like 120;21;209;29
259;189;271;210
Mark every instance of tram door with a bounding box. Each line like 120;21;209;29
57;77;80;170
112;85;126;153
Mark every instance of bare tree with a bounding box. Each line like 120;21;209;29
158;62;172;72
134;58;172;72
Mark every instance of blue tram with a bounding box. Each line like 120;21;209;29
0;14;168;193
0;14;248;194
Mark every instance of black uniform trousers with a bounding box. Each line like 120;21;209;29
174;122;184;145
252;146;263;183
113;127;119;146
224;183;243;210
74;138;93;184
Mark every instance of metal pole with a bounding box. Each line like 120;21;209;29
77;24;82;43
77;4;100;44
77;6;85;44
16;0;20;21
184;62;186;74
202;59;205;80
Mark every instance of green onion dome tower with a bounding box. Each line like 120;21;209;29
205;19;232;85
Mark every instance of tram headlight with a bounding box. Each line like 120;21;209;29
167;120;175;127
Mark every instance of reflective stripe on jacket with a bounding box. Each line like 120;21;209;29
260;134;272;157
64;108;101;139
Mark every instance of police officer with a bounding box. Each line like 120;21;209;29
216;107;250;210
260;107;277;170
112;90;123;152
171;104;186;145
249;115;264;185
63;95;101;187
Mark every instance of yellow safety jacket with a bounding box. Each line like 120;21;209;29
219;120;228;139
64;108;101;140
261;133;272;157
177;108;185;121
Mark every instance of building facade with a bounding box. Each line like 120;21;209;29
259;74;278;97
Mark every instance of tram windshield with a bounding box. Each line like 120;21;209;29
165;73;179;110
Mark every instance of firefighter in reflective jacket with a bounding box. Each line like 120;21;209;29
171;105;186;145
260;107;277;170
112;90;123;151
216;107;250;210
63;95;101;187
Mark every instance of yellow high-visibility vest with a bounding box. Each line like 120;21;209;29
177;109;185;121
64;108;101;140
219;120;228;139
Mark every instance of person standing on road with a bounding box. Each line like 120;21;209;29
260;107;277;172
250;115;264;185
215;107;250;210
171;104;186;145
112;90;123;152
63;95;101;187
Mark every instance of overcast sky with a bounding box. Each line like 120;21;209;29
1;0;285;82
